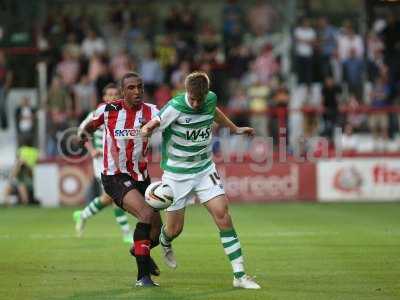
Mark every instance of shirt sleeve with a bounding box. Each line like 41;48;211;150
78;104;105;135
156;103;180;130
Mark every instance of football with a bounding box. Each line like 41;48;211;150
144;181;174;210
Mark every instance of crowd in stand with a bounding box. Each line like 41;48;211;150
292;14;400;152
2;1;400;156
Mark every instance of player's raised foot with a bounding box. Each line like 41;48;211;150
73;210;85;237
135;276;159;287
161;242;177;269
233;275;261;289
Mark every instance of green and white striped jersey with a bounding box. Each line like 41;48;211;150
80;110;104;151
157;91;217;178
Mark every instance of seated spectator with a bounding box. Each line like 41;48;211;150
339;123;358;153
2;146;39;206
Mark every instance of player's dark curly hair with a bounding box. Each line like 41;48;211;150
120;71;142;89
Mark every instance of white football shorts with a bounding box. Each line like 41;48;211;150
163;164;225;212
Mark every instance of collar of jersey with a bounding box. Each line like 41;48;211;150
122;100;143;111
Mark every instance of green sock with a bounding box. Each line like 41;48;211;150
113;207;130;235
220;228;245;279
81;197;106;220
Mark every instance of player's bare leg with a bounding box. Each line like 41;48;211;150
204;195;261;289
159;209;185;269
122;189;159;287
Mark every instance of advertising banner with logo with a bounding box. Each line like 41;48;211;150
318;159;400;202
149;162;317;202
34;158;93;206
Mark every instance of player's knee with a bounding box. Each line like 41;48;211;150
215;210;232;228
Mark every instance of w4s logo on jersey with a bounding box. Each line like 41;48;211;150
186;127;211;142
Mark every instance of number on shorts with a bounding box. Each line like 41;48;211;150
209;171;220;185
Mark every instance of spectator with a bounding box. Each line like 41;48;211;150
222;0;244;52
56;49;80;87
139;50;164;98
110;49;134;81
228;84;249;126
171;60;191;92
226;44;252;80
381;14;400;84
247;77;269;138
15;97;36;147
2;146;39;206
270;80;290;143
369;75;390;142
337;22;364;63
63;33;81;60
321;76;341;140
253;43;279;85
46;76;73;156
343;48;364;102
81;28;107;59
294;18;316;88
247;0;278;36
340;123;358;152
0;50;13;130
317;17;337;78
73;75;96;121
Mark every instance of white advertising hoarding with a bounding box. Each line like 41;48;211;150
318;158;400;202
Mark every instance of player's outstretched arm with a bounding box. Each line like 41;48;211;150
141;117;161;137
215;107;255;136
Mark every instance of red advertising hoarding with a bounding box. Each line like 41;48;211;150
148;162;317;202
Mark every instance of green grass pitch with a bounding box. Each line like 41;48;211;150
0;203;399;300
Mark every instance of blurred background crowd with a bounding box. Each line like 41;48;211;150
1;0;400;161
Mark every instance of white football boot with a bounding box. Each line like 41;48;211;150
233;274;261;289
161;242;177;269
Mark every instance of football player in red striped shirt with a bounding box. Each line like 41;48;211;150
79;72;162;287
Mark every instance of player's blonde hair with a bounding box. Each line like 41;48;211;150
185;72;210;99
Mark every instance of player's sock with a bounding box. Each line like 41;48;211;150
220;228;245;279
159;224;174;246
113;207;131;237
133;222;151;280
81;197;106;220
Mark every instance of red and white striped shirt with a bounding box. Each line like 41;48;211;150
89;99;159;181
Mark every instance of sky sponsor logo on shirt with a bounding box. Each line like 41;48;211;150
114;128;141;139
